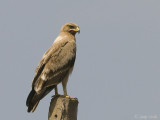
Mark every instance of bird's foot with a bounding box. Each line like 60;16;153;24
60;95;77;99
66;96;76;99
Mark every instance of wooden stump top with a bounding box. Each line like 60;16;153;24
48;95;79;120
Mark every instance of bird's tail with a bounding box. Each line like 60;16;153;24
26;89;40;112
26;85;56;112
28;100;40;112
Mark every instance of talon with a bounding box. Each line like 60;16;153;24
69;96;76;99
65;96;76;99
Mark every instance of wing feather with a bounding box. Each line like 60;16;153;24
32;38;76;92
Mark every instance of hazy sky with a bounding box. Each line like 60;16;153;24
1;0;160;120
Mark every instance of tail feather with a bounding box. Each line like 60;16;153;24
26;85;56;112
28;101;39;112
26;89;40;112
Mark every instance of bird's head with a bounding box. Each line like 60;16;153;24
60;22;80;35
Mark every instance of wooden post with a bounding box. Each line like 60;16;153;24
48;95;79;120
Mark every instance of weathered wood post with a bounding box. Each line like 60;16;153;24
48;95;79;120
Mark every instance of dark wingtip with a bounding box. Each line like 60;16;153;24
27;106;33;113
26;89;35;106
27;101;39;113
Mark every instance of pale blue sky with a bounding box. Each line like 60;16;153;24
0;0;160;120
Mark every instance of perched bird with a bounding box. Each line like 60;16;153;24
26;22;80;112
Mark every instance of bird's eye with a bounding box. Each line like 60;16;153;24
68;25;74;29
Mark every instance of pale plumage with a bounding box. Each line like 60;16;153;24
26;23;80;112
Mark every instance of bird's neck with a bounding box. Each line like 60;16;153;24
59;32;75;39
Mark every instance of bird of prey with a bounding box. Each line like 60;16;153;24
26;22;80;112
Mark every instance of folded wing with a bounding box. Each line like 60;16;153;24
26;37;76;112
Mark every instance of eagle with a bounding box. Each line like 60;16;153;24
26;22;80;112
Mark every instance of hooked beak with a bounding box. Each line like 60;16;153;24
77;27;80;34
69;26;80;34
77;29;80;34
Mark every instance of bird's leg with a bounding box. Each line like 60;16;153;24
55;86;58;95
52;86;60;98
61;74;76;99
62;74;69;97
62;80;68;96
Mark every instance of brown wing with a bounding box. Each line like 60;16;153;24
31;47;53;89
33;40;76;93
26;46;55;112
44;55;75;88
26;55;75;112
26;35;76;112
